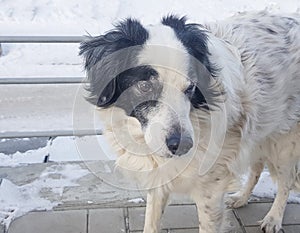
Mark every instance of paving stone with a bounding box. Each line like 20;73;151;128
89;208;126;233
128;205;198;231
129;231;167;233
167;211;243;233
236;203;300;227
0;224;5;233
128;207;145;231
8;210;87;233
283;204;300;225
282;225;300;233
128;205;244;232
161;205;198;229
234;203;272;226
244;226;263;233
245;225;300;233
169;228;199;233
128;207;169;231
227;210;244;233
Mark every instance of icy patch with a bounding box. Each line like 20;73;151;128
128;198;145;204
0;163;89;228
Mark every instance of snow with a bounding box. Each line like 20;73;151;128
251;171;300;203
0;43;82;77
0;0;120;35
1;0;300;77
0;163;89;228
0;145;49;167
127;198;145;204
0;135;117;167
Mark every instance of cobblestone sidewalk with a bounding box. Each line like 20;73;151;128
5;201;300;233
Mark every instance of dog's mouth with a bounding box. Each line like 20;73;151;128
152;138;194;158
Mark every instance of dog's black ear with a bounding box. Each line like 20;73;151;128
95;79;116;107
190;86;209;110
162;15;218;76
162;15;223;110
79;18;149;107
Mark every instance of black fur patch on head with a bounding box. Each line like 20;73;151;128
162;15;222;110
162;15;218;76
79;18;149;107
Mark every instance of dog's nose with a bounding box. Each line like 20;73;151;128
166;134;193;156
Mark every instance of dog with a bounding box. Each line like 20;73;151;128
79;11;300;233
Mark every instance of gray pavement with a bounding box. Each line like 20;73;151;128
5;202;300;233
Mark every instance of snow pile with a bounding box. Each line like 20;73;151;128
251;171;300;203
0;163;89;228
0;136;117;167
0;146;48;167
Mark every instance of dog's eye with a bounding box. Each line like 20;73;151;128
147;69;158;77
184;83;195;97
137;81;152;92
143;68;158;78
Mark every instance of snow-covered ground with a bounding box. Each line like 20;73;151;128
0;163;89;228
1;0;300;228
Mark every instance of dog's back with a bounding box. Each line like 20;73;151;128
207;11;300;138
215;12;300;233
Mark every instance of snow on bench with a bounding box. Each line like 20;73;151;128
0;83;102;138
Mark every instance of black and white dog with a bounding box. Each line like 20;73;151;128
80;11;300;233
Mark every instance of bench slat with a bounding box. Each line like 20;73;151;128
0;129;102;139
0;77;85;84
0;36;84;43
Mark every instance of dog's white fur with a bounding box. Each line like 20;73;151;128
95;11;300;233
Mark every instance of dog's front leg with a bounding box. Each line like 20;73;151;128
260;169;292;233
192;191;226;233
143;189;169;233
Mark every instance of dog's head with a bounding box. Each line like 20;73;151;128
80;16;224;158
